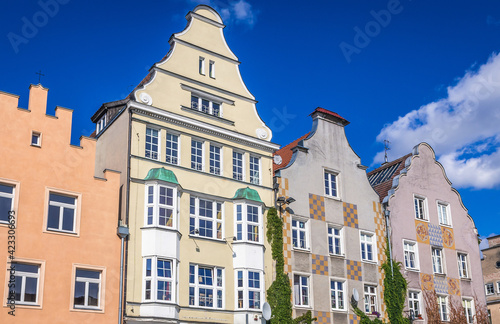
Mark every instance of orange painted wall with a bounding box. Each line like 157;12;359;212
0;85;122;323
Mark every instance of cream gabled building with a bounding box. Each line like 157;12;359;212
91;5;279;324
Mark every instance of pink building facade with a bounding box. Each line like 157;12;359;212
368;143;485;323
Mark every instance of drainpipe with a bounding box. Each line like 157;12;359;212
382;201;394;276
117;224;129;324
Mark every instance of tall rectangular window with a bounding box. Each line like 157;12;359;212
31;131;41;146
328;226;343;256
189;264;224;309
249;156;260;185
438;202;451;226
191;139;204;171
165;133;179;165
209;60;215;78
74;269;101;309
408;291;421;316
414;196;426;220
144;258;174;302
324;171;338;197
360;232;375;262
293;275;309;306
485;283;494;295
364;285;377;313
457;253;469;278
432;248;444;274
463;298;474;323
209;145;221;175
0;182;15;223
12;263;40;305
145;184;176;228
235;270;262;310
190;196;223;240
199;57;205;75
330;280;345;310
233;151;244;181
404;241;418;270
438;295;449;321
292;219;307;250
145;128;159;160
47;192;77;233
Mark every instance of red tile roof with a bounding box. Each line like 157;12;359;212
368;154;412;202
273;133;310;172
311;107;348;124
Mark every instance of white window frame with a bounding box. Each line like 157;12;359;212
457;253;469;279
189;264;224;309
0;181;15;223
328;226;344;256
462;298;474;324
403;240;419;270
31;131;41;147
408;290;421;317
292;218;309;250
324;170;339;198
364;285;378;313
209;60;215;78
497;282;500;294
485;283;495;295
437;202;451;226
209;144;222;176
190;196;223;240
330;279;346;311
414;195;428;220
10;262;41;305
73;268;102;310
438;295;449;321
360;232;376;262
293;274;310;307
190;95;222;117
46;191;78;233
235;269;263;310
432;247;444;274
143;257;176;303
249;155;261;185
234;203;263;244
232;151;245;181
191;139;204;171
96;115;106;134
165;132;179;165
199;57;205;75
144;183;177;229
145;127;160;160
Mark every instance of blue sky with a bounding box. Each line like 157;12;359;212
1;0;499;240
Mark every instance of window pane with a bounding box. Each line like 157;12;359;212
24;277;38;303
0;196;12;222
76;269;100;279
50;193;75;205
47;205;60;229
62;207;74;231
88;282;99;306
15;263;39;273
74;281;85;305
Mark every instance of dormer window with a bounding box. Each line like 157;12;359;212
96;115;106;134
191;95;221;117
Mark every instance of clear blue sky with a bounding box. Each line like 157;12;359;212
1;0;499;240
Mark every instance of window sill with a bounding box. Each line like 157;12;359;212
324;195;342;202
292;248;311;254
433;272;446;277
460;277;471;281
4;303;41;309
331;308;347;313
294;305;312;309
415;218;429;222
405;268;420;273
188;234;226;243
439;223;453;228
71;306;104;313
361;259;378;265
43;229;79;237
180;106;235;126
232;240;264;247
329;253;345;259
30;144;41;148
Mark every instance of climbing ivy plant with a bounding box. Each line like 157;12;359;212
266;207;317;324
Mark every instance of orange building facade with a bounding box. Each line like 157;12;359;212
0;84;122;323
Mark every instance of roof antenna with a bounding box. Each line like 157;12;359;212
384;140;391;163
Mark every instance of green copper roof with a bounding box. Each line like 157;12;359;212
232;187;263;203
144;167;179;185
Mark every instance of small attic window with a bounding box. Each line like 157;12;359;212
199;57;205;75
96;115;107;134
31;131;41;147
209;60;215;78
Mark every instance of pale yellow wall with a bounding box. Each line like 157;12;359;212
0;85;122;323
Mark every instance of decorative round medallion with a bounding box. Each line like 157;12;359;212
256;128;268;139
139;92;153;106
274;155;282;165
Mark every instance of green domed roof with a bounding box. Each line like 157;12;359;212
144;167;179;185
232;187;263;203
